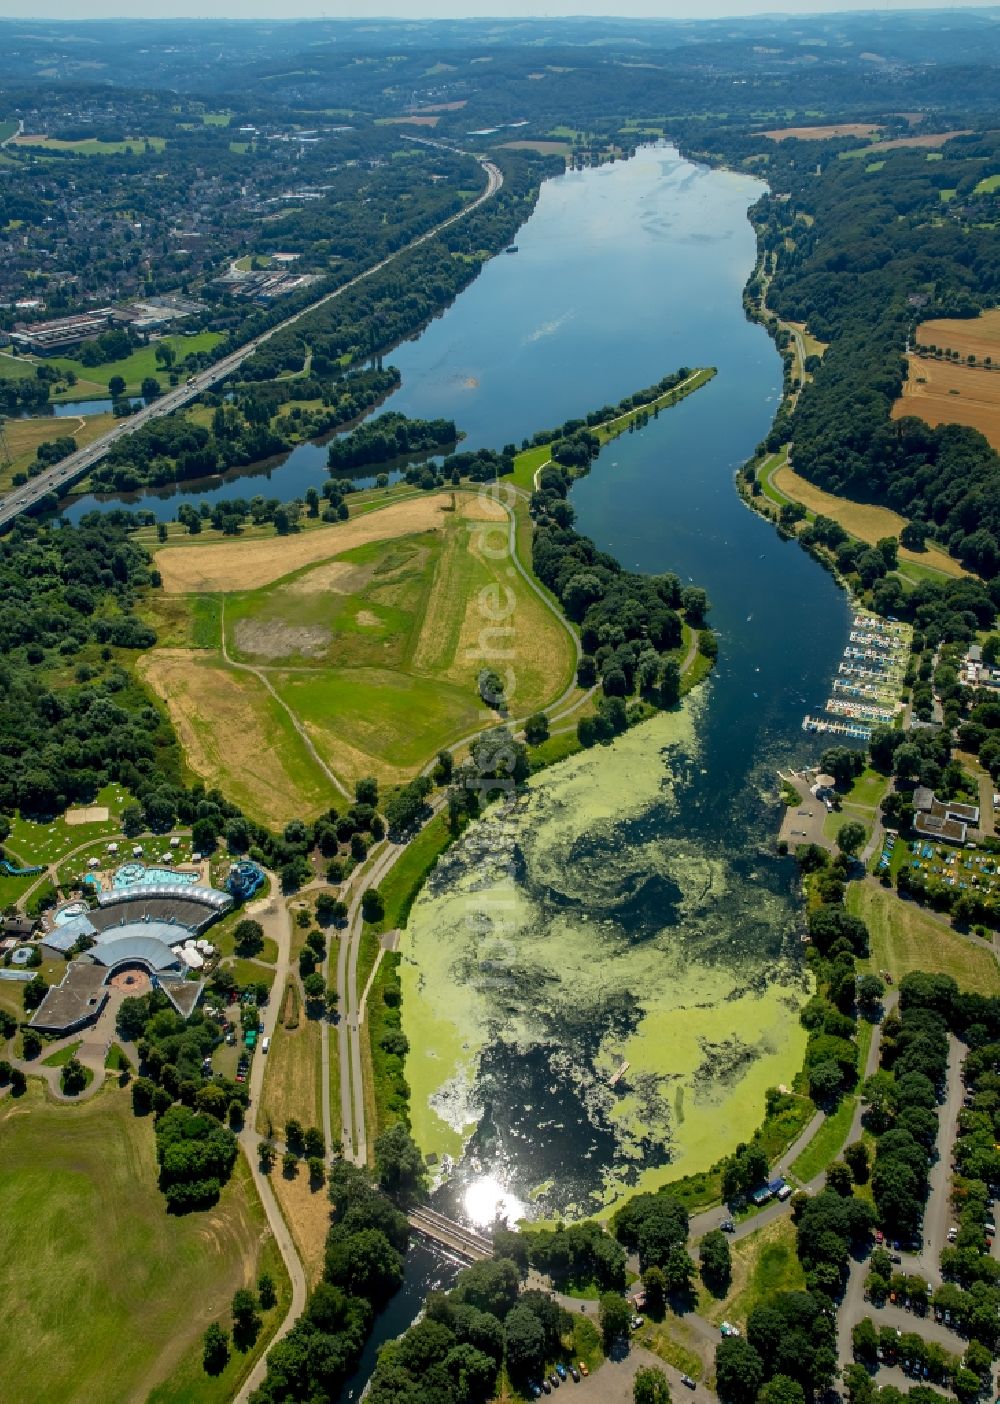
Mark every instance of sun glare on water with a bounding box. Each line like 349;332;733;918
463;1174;527;1229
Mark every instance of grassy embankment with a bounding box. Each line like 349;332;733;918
848;881;1000;994
754;447;968;586
505;365;717;491
0;1083;289;1404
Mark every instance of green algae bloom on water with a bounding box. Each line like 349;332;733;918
400;696;810;1219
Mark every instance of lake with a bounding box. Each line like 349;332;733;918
61;143;851;1360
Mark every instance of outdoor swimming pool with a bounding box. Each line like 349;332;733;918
53;900;89;926
113;863;200;890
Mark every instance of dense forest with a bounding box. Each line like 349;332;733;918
706;129;1000;582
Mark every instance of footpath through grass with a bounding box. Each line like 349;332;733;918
0;1084;288;1404
789;1094;856;1184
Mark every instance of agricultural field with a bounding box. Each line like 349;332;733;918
770;461;968;577
848;882;1000;994
150;492;576;806
763;123;882;141
0;1084;286;1404
895;313;1000;450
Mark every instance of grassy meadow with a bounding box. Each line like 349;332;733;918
848;882;1000;994
0;1084;287;1404
148;493;576;816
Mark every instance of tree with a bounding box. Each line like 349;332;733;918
858;975;885;1014
141;375;161;401
191;817;217;854
844;1141;870;1184
599;1291;632;1349
282;1151;298;1176
504;1301;545;1378
699;1230;732;1296
759;1376;807;1404
233;918;264;957
202;1322;229;1375
826;1161;854;1196
108;374;126;398
61;1056;88;1096
478;667;505;711
715;1336;764;1404
231;1286;261;1351
258;1272;276;1310
641;1264;667;1318
356;776;379;807
361;887;385;923
20;1028;41;1059
374;1123;425;1194
664;1244;696;1299
634;1366;672;1403
523;712;550;746
836;821;866;858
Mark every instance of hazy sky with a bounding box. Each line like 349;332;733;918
1;0;997;19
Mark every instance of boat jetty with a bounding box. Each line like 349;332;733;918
803;612;912;741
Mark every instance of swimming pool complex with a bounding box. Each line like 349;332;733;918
113;862;200;890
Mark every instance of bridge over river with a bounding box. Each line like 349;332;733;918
407;1206;492;1262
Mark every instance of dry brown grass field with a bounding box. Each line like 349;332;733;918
763;123;881;141
868;130;972;150
772;462;969;577
138;650;331;826
155;492;504;593
500;140;572;156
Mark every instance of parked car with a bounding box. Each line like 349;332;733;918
555;1364;567;1381
550;1372;560;1388
681;1376;697;1390
579;1363;589;1377
570;1366;580;1382
530;1386;542;1399
720;1218;735;1233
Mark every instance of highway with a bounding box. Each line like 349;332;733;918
0;153;502;532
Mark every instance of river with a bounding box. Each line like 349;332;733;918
63;143;851;1370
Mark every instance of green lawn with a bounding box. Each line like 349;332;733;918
41;1040;82;1068
0;1084;288;1404
47;331;223;398
974;174;1000;195
0;350;42;380
0;119;17;143
789;1093;856;1184
6;785;130;868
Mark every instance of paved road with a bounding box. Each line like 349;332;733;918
894;1034;964;1289
0;155;502;530
235;884;308;1404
